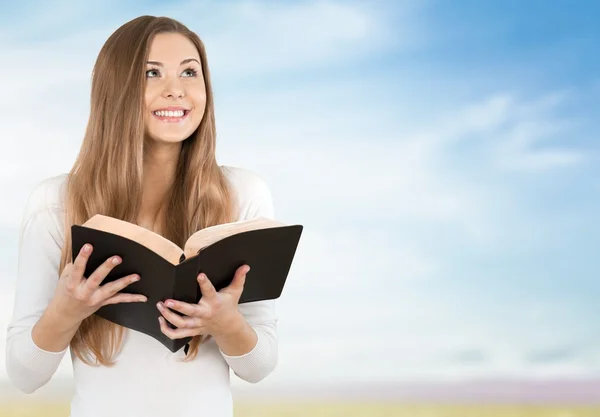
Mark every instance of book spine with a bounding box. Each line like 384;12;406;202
173;256;201;304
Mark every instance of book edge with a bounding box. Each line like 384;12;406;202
82;214;184;265
182;217;288;259
72;224;181;266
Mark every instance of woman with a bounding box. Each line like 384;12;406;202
5;15;278;417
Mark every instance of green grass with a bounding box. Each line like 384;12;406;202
1;402;600;417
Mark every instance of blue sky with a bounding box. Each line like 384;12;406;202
0;0;599;391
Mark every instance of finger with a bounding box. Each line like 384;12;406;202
162;299;208;318
97;273;140;301
60;263;73;279
158;316;202;339
197;273;217;300
101;292;147;306
61;263;74;284
156;301;201;328
71;244;93;285
85;255;122;291
222;265;249;295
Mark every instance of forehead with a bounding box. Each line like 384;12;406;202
147;33;199;63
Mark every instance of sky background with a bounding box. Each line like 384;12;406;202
0;0;599;397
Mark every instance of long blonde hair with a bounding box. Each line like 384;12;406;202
59;16;235;366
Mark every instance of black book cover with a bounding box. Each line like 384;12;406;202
70;223;303;352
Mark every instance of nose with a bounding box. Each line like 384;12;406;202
161;77;185;99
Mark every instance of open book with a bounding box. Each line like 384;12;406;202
71;214;303;352
80;214;292;265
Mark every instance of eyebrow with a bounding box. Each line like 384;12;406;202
146;58;201;66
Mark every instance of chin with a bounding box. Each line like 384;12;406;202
149;133;194;144
146;125;200;144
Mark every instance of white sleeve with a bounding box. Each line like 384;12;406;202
219;300;278;383
4;185;68;394
219;172;279;383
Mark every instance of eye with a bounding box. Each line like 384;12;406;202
182;67;199;77
145;67;198;79
146;68;160;78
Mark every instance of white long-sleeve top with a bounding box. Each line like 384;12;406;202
4;166;279;417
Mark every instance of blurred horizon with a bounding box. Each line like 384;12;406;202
1;0;600;409
2;377;600;404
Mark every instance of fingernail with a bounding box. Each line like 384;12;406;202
131;274;139;282
156;301;163;309
112;257;121;265
83;244;91;253
165;300;174;307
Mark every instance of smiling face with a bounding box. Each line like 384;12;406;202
144;32;206;144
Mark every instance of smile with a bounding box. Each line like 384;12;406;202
152;109;190;122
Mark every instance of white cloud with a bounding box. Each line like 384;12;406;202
400;90;585;173
0;0;406;87
217;88;587;254
500;147;583;172
166;0;416;77
283;227;436;291
0;0;131;46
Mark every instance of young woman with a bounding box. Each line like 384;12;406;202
5;15;278;417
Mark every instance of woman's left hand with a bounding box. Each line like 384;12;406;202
157;264;250;339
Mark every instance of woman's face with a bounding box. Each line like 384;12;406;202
144;32;206;144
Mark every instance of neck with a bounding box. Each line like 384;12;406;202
139;140;182;229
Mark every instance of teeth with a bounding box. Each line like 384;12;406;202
153;110;185;117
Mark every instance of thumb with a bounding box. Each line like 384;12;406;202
228;265;249;293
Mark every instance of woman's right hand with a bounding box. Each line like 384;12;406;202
52;243;147;324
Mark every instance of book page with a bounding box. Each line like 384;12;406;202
182;217;285;260
82;214;184;265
